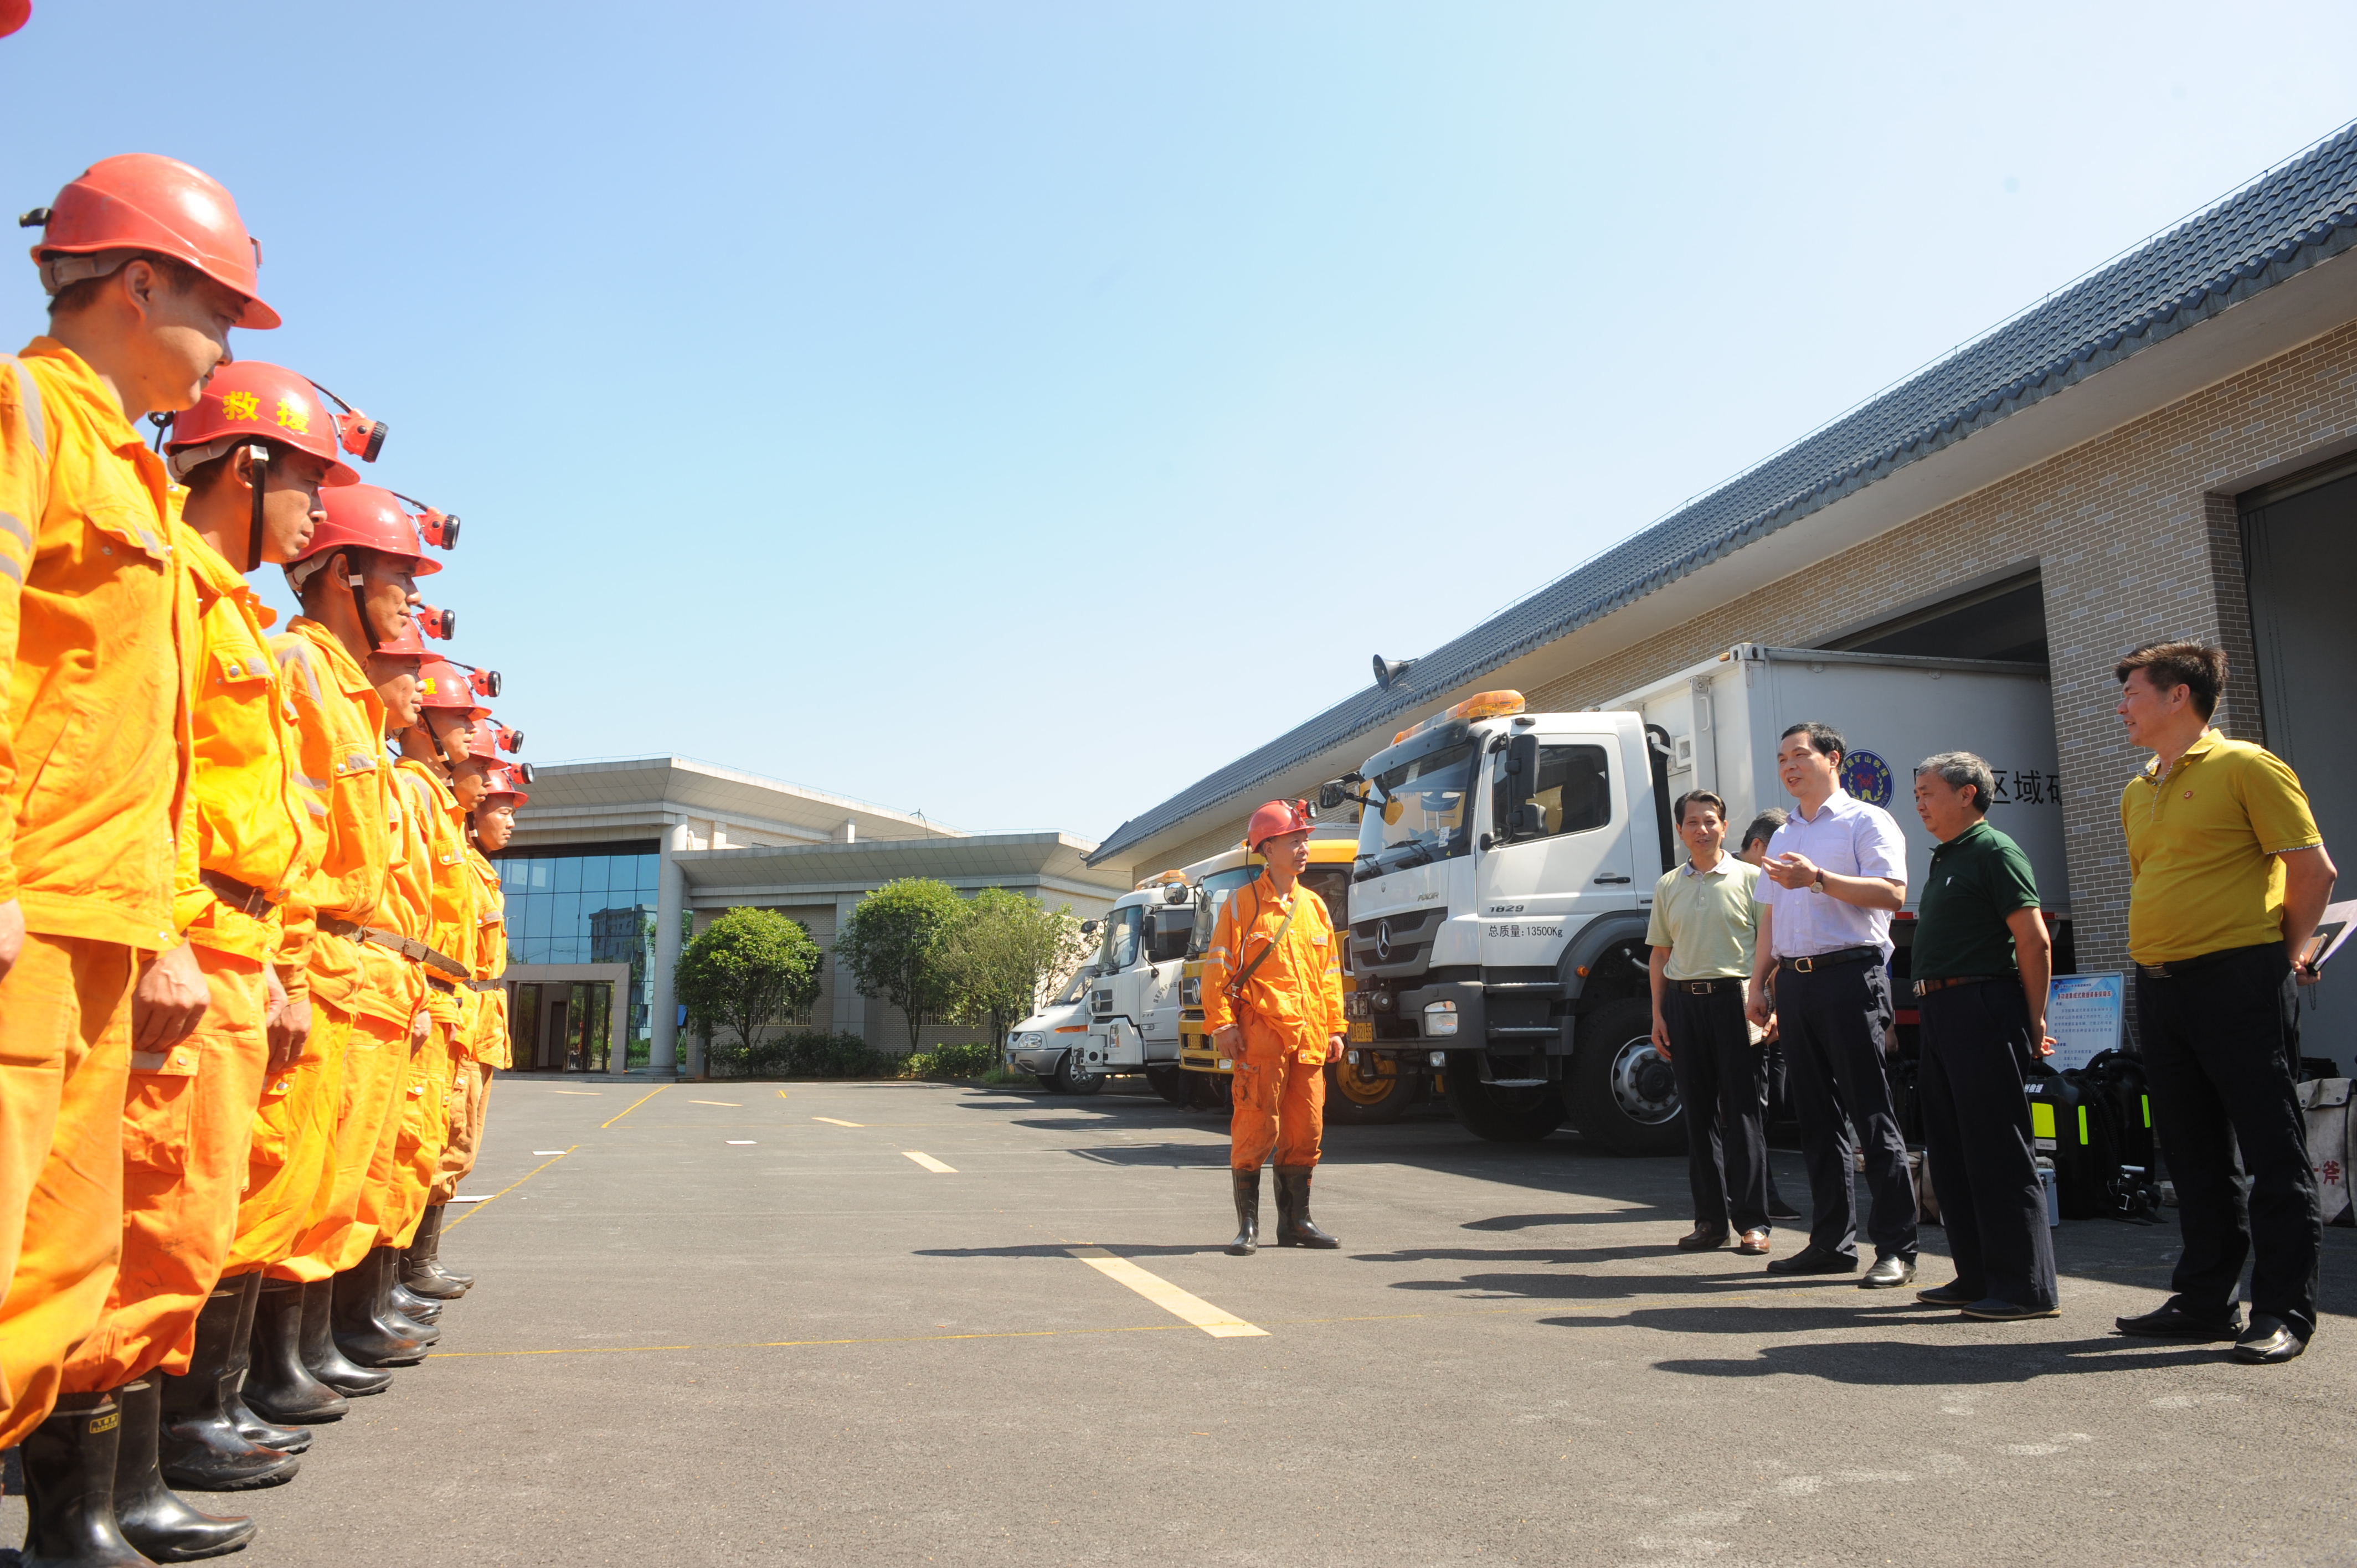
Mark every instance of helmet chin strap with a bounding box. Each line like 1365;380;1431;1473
345;555;382;648
246;443;269;572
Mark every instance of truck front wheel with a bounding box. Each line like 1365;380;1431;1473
1324;1058;1422;1125
1566;997;1684;1156
1049;1051;1105;1096
1443;1057;1566;1142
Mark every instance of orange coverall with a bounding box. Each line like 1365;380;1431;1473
0;341;191;1445
432;846;507;1204
267;618;404;1285
1200;871;1346;1172
63;525;323;1394
387;758;470;1249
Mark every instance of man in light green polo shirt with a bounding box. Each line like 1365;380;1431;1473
2112;639;2337;1365
1648;791;1770;1254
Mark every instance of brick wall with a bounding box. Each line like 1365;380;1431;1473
1511;317;2357;982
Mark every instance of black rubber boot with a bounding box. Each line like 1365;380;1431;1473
158;1286;300;1492
400;1203;471;1299
214;1274;310;1455
299;1278;390;1395
367;1247;440;1346
241;1277;346;1426
330;1256;425;1369
112;1378;257;1562
387;1278;443;1325
1226;1168;1260;1255
1273;1166;1340;1249
17;1392;146;1567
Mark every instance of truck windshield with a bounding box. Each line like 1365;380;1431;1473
1100;906;1143;970
1301;865;1350;931
1355;742;1476;878
1190;866;1260;957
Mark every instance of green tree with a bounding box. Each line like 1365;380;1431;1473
838;878;965;1054
672;909;824;1061
943;889;1093;1052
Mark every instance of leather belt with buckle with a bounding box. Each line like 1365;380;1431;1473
1677;978;1743;996
320;916;470;982
2138;942;2276;981
199;869;275;919
1912;974;2003;998
1779;946;1881;974
425;976;457;994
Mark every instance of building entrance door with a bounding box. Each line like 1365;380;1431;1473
2243;467;2357;1071
507;980;614;1072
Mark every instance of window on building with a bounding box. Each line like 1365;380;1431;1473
488;839;662;1060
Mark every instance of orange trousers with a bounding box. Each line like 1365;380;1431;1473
61;947;269;1393
1228;1018;1326;1171
387;1011;461;1249
234;999;353;1278
282;1005;411;1278
430;1061;492;1205
0;933;135;1447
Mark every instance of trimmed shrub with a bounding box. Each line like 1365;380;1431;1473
898;1040;998;1080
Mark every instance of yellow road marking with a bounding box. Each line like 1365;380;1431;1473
813;1117;862;1127
903;1151;956;1173
600;1085;669;1128
446;1145;577;1230
689;1100;742;1107
1068;1247;1266;1338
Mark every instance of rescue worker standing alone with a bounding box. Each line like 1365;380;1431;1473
1201;800;1346;1255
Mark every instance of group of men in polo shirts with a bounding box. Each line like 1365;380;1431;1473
1645;638;2337;1363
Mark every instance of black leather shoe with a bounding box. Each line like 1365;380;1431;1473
2115;1303;2243;1339
1273;1167;1339;1249
1675;1224;1731;1252
18;1394;146;1566
1765;1247;1856;1276
1916;1283;1978;1307
2230;1314;2309;1364
112;1378;259;1561
299;1277;392;1396
1226;1168;1260;1256
1962;1297;2060;1321
1860;1254;1917;1289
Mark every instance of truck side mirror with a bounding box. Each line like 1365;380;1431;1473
1317;780;1347;812
1080;920;1099;937
1510;801;1547;839
1503;733;1539;813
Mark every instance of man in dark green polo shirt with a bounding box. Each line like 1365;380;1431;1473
1907;751;2058;1321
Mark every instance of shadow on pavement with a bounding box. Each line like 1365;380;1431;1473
1638;1332;2225;1384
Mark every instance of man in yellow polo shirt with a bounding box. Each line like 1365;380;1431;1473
2112;639;2337;1364
1649;791;1771;1255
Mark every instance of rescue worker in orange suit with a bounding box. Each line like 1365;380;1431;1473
376;656;485;1332
44;365;363;1561
408;724;523;1302
3;156;280;1562
1201;800;1346;1254
247;484;442;1414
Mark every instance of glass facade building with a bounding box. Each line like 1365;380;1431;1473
488;840;661;1060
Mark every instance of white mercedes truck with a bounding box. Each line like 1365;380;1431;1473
1074;874;1200;1103
1323;645;2067;1152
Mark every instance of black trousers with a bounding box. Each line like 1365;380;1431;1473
2138;943;2319;1335
1664;985;1769;1232
1777;958;1917;1261
1917;979;2057;1309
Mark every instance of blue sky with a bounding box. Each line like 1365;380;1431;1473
8;3;2355;840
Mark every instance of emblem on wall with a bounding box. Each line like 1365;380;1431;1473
1839;749;1894;806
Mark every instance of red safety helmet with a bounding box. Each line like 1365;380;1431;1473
290;484;446;576
476;761;532;804
1;0;32;39
23;154;278;328
1244;798;1315;853
372;613;429;658
163;362;361;484
418;658;492;719
465;716;523;757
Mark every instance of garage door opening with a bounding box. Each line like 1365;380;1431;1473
1823;570;2048;664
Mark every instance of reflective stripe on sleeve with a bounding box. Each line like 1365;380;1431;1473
7;360;44;458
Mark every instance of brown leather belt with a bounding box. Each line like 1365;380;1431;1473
318;916;470;982
200;869;274;919
1912;974;2005;998
425;976;457;994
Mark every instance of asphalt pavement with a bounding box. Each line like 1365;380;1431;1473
10;1072;2355;1566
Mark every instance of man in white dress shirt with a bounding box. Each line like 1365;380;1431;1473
1746;722;1919;1285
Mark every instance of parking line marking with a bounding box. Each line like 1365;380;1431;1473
690;1100;741;1107
1068;1247;1267;1338
552;1090;602;1096
727;1140;757;1146
445;1145;578;1230
600;1085;668;1128
532;1150;565;1156
903;1151;956;1173
814;1117;862;1127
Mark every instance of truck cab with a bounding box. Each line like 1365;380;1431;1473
1324;690;1678;1150
1006;965;1105;1094
1075;873;1198;1091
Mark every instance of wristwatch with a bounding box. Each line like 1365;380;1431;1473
1811;868;1826;893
